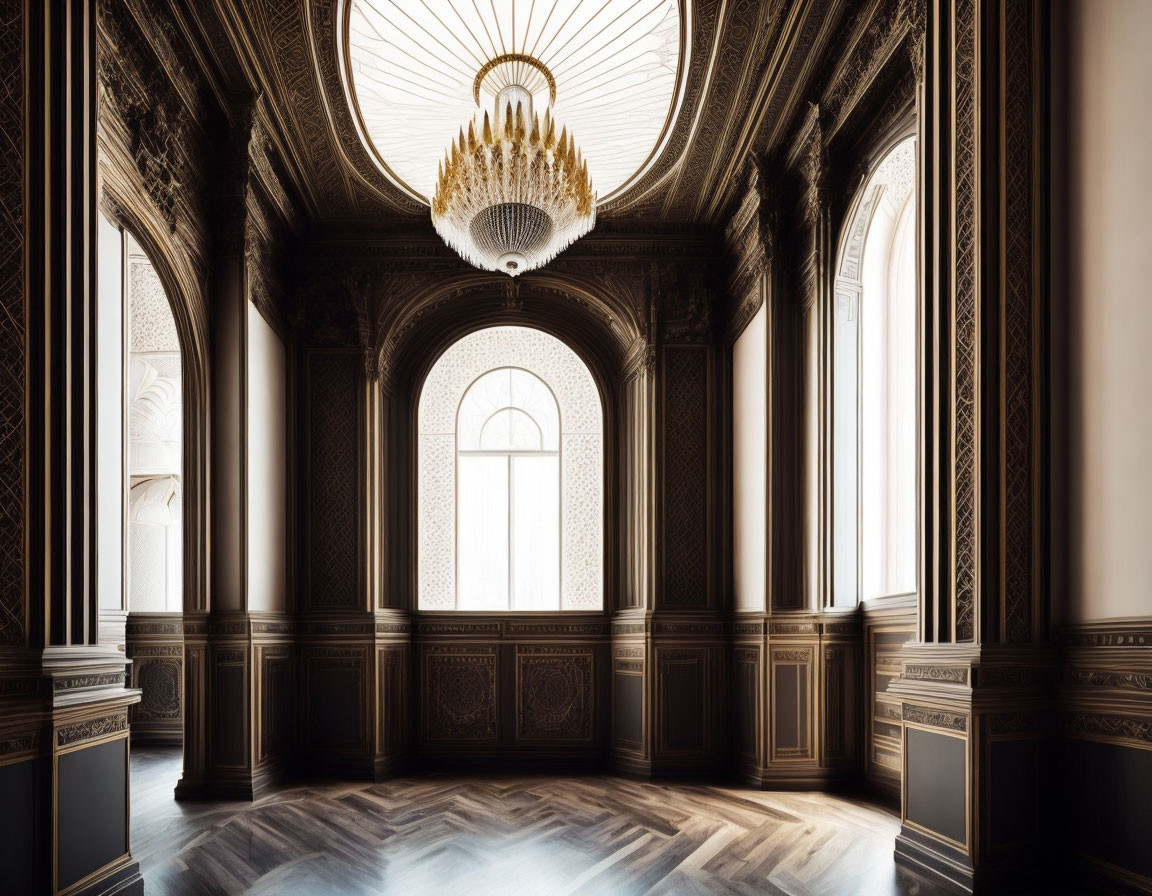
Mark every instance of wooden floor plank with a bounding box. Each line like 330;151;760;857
130;746;948;896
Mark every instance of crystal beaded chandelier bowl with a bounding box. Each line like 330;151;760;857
431;55;595;276
344;0;687;276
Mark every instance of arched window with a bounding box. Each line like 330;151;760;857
833;136;917;606
418;327;603;611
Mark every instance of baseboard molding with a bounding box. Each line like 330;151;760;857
1070;852;1152;895
72;860;143;896
895;827;974;894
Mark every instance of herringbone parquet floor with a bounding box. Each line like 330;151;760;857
131;747;946;896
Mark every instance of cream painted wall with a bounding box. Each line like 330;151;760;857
733;302;767;612
1066;0;1152;621
245;302;288;612
97;215;125;612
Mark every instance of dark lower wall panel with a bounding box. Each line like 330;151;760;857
613;670;643;750
379;645;410;757
657;650;702;755
773;660;810;756
259;652;293;764
418;641;607;757
305;648;368;752
421;646;498;744
988;737;1039;849
516;647;595;744
733;648;759;763
905;727;967;847
211;656;246;767
57;738;128;891
0;758;38;892
1063;737;1152;882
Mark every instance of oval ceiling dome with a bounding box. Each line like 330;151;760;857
343;0;688;206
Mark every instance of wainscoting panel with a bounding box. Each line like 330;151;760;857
421;645;499;743
862;598;916;799
904;724;968;848
126;612;184;744
516;647;595;743
416;614;609;764
303;646;369;755
771;646;813;761
1061;619;1152;892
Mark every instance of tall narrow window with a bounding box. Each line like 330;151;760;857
833;137;918;606
419;327;603;611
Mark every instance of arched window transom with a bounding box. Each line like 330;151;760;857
418;327;603;611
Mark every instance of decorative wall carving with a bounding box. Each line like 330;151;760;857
52;673;125;693
950;0;978;643
902;704;967;733
0;732;38;758
424;647;498;742
904;664;969;685
56;714;130;747
663;348;709;606
0;0;25;647
517;648;595;742
308;353;359;607
1066;713;1152;747
135;660;182;721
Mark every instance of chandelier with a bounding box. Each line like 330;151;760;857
431;54;596;277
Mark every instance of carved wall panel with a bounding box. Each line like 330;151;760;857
662;347;710;607
422;646;498;743
0;0;25;647
126;614;184;743
516;647;595;743
306;352;359;608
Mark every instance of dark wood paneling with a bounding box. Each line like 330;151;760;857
772;653;811;758
734;647;759;762
379;645;410;757
516;647;595;743
662;347;709;607
307;352;359;609
259;652;293;763
1064;738;1152;883
57;738;128;890
421;646;498;744
211;658;246;768
613;670;643;749
0;758;38;892
905;727;967;847
657;649;703;755
306;648;367;751
988;738;1038;848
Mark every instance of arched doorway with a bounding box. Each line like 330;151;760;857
96;216;185;743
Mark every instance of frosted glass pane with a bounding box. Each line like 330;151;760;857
479;408;543;451
458;455;509;609
510;369;559;449
511;456;560;610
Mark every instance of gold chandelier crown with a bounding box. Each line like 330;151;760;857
431;59;596;277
